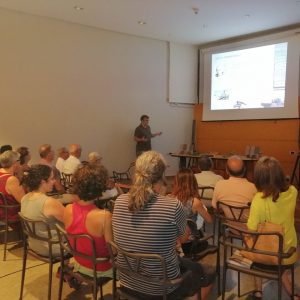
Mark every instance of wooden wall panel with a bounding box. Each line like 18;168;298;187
194;101;300;176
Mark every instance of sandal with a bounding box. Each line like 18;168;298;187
246;290;262;300
56;266;81;290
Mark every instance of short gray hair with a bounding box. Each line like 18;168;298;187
88;152;102;163
0;150;20;168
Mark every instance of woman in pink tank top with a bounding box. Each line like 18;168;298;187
0;150;25;226
63;163;113;278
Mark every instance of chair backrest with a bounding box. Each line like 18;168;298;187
198;186;214;200
0;192;20;219
55;224;110;274
61;173;73;191
107;241;185;299
18;212;59;257
216;201;250;224
112;162;135;183
0;192;8;221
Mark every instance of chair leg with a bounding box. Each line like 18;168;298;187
93;278;98;300
216;248;221;296
278;273;282;300
19;244;28;300
58;262;64;300
237;272;241;297
112;270;117;300
100;282;104;300
291;266;295;299
3;222;8;261
222;266;227;300
48;262;53;300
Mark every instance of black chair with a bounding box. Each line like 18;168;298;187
0;192;21;261
215;201;250;252
60;172;73;192
221;222;297;300
198;186;215;235
56;224;112;300
112;162;135;187
198;186;214;201
107;240;193;300
18;213;69;300
183;218;220;296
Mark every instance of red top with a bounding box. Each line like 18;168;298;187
0;172;20;221
66;202;112;271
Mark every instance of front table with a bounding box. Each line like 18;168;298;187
169;152;257;181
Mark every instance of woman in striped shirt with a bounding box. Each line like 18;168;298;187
112;151;214;300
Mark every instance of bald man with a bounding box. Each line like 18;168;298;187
62;144;82;174
212;155;257;216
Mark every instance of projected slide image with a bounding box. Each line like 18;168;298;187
211;43;287;110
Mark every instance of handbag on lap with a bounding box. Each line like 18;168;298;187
241;201;284;265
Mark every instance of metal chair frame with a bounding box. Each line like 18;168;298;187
108;240;192;300
56;224;111;300
185;218;220;296
221;222;296;300
18;213;68;300
198;186;216;237
0;192;21;261
60;172;73;192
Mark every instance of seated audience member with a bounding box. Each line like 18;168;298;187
212;155;256;219
88;152;122;199
194;156;223;201
0;150;25;228
112;151;214;300
172;168;212;230
21;164;65;256
63;144;82;175
0;144;12;154
172;169;212;257
55;147;69;174
63;163;113;278
0;145;13;167
88;152;102;165
247;156;299;300
39;144;65;194
16;146;31;181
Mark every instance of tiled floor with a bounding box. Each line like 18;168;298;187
0;227;299;300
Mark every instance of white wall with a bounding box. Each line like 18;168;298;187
0;8;194;175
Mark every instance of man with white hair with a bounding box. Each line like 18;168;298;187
88;152;102;165
63;144;82;174
55;147;69;174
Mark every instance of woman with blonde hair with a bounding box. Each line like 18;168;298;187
113;151;214;300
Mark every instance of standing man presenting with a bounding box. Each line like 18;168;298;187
134;115;162;157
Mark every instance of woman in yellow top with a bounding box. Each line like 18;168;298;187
247;156;298;300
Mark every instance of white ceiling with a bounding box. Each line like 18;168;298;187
0;0;300;45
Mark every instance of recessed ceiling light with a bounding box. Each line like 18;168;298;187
138;20;147;25
244;14;251;18
74;5;84;11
